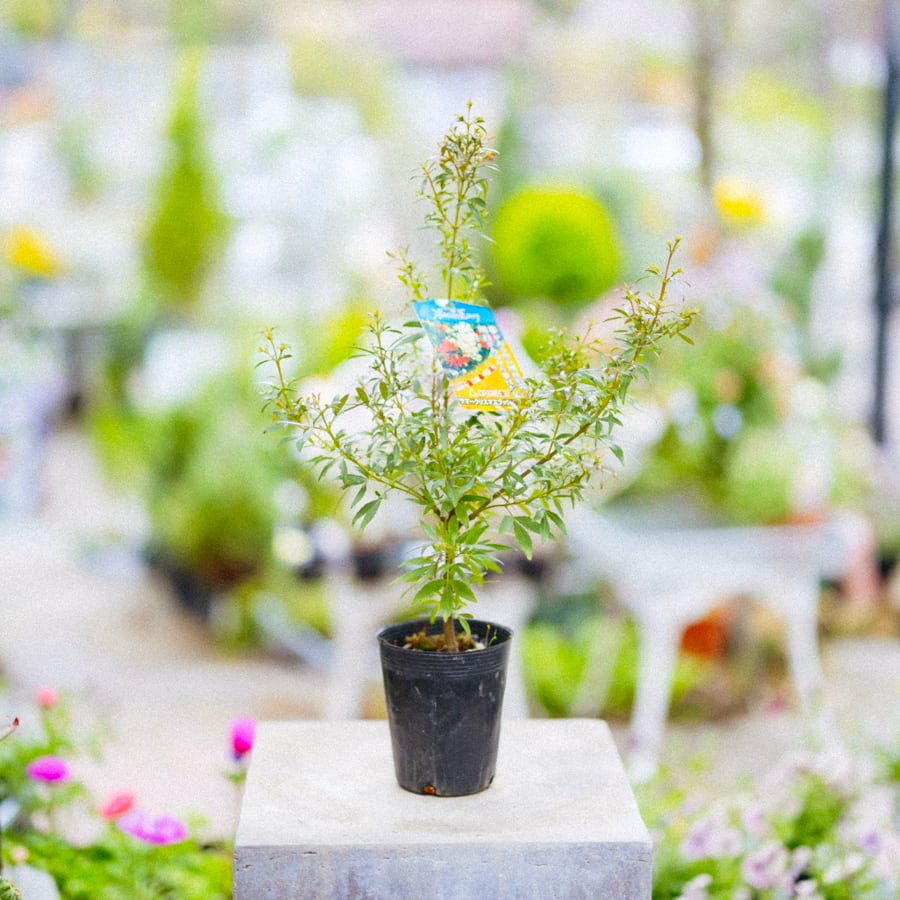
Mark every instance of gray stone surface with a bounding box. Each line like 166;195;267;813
4;865;61;899
234;718;651;899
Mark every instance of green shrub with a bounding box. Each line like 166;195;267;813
91;369;285;591
141;50;229;313
521;616;707;718
490;186;620;307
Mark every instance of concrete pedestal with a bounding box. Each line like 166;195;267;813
234;719;652;899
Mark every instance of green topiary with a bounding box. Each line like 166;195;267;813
490;186;620;307
141;50;229;313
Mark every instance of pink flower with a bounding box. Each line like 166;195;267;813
99;791;136;820
25;755;69;783
118;810;188;845
230;717;255;759
35;687;59;709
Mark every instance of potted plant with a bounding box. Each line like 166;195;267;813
259;106;695;796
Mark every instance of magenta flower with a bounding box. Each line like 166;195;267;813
230;716;255;759
25;755;69;783
118;810;188;845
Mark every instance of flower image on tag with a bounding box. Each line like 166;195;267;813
413;299;523;410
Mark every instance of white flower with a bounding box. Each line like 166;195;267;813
822;851;866;884
792;879;823;899
675;873;712;900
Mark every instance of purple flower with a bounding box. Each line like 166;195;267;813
857;829;882;855
739;801;768;838
230;717;255;760
680;821;717;859
680;819;742;860
25;755;69;783
740;840;790;891
118;810;188;845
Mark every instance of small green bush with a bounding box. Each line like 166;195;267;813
490;186;620;307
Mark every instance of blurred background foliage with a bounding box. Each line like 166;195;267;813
0;0;896;718
141;50;231;317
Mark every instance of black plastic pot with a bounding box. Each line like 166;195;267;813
377;618;512;797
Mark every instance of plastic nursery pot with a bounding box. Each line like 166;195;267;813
377;618;513;797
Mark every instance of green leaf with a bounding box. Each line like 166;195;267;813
352;498;381;530
451;578;477;604
413;579;446;603
460;521;488;545
513;519;533;559
546;510;567;534
516;515;542;535
538;515;551;541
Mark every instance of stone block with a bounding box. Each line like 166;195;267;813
234;719;651;899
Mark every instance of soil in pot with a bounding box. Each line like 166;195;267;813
377;618;513;797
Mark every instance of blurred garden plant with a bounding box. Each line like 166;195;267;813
0;691;233;899
141;49;229;316
490;185;621;309
261;105;696;651
92;363;286;616
645;745;900;899
604;227;872;526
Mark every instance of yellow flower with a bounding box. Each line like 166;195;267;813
713;176;765;228
3;226;62;278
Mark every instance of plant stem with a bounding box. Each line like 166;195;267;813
442;615;457;652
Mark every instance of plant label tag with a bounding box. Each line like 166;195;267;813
413;299;523;410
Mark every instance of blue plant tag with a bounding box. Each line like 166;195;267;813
413;299;523;410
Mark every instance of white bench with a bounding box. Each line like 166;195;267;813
566;507;873;780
